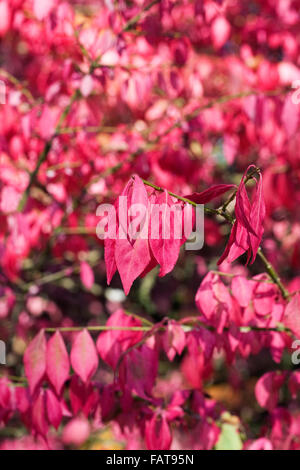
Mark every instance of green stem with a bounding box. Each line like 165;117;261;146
44;326;151;332
141;179;233;220
210;270;273;284
257;247;290;300
43;321;291;335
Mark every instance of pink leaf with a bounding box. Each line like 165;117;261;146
62;416;91;447
231;276;255;308
0;186;21;214
104;239;117;285
33;0;56;20
162;321;186;361
218;166;266;265
69;376;99;417
223;134;238;165
246;438;273;450
70;329;98;383
96;309;143;369
80;261;94;290
119;345;158;399
0;1;10;37
115;237;151;295
284;294;300;338
145;414;172;450
248;172;266;261
46;331;70;396
288;371;300;398
282;96;299;138
80;75;94;97
211;16;231;49
255;372;286;410
32;389;48;436
24;330;47;394
184;184;236;204
45;389;62;429
149;190;182;277
38;106;60;140
195;272;219;319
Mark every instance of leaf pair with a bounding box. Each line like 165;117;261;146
24;329;98;396
105;175;236;294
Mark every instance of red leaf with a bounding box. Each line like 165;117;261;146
46;331;70;396
32;389;48;436
24;330;47;394
119;345;158;399
69;375;99;417
70;329;98;383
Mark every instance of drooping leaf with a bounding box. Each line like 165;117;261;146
184;184;236;204
150;190;182;277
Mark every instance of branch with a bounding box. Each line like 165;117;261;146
257;247;290;300
43;320;291;335
122;0;161;32
152;87;290;143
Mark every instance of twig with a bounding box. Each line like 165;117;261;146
141;174;290;300
122;0;161;32
257;248;290;300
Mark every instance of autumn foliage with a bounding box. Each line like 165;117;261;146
1;0;300;451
